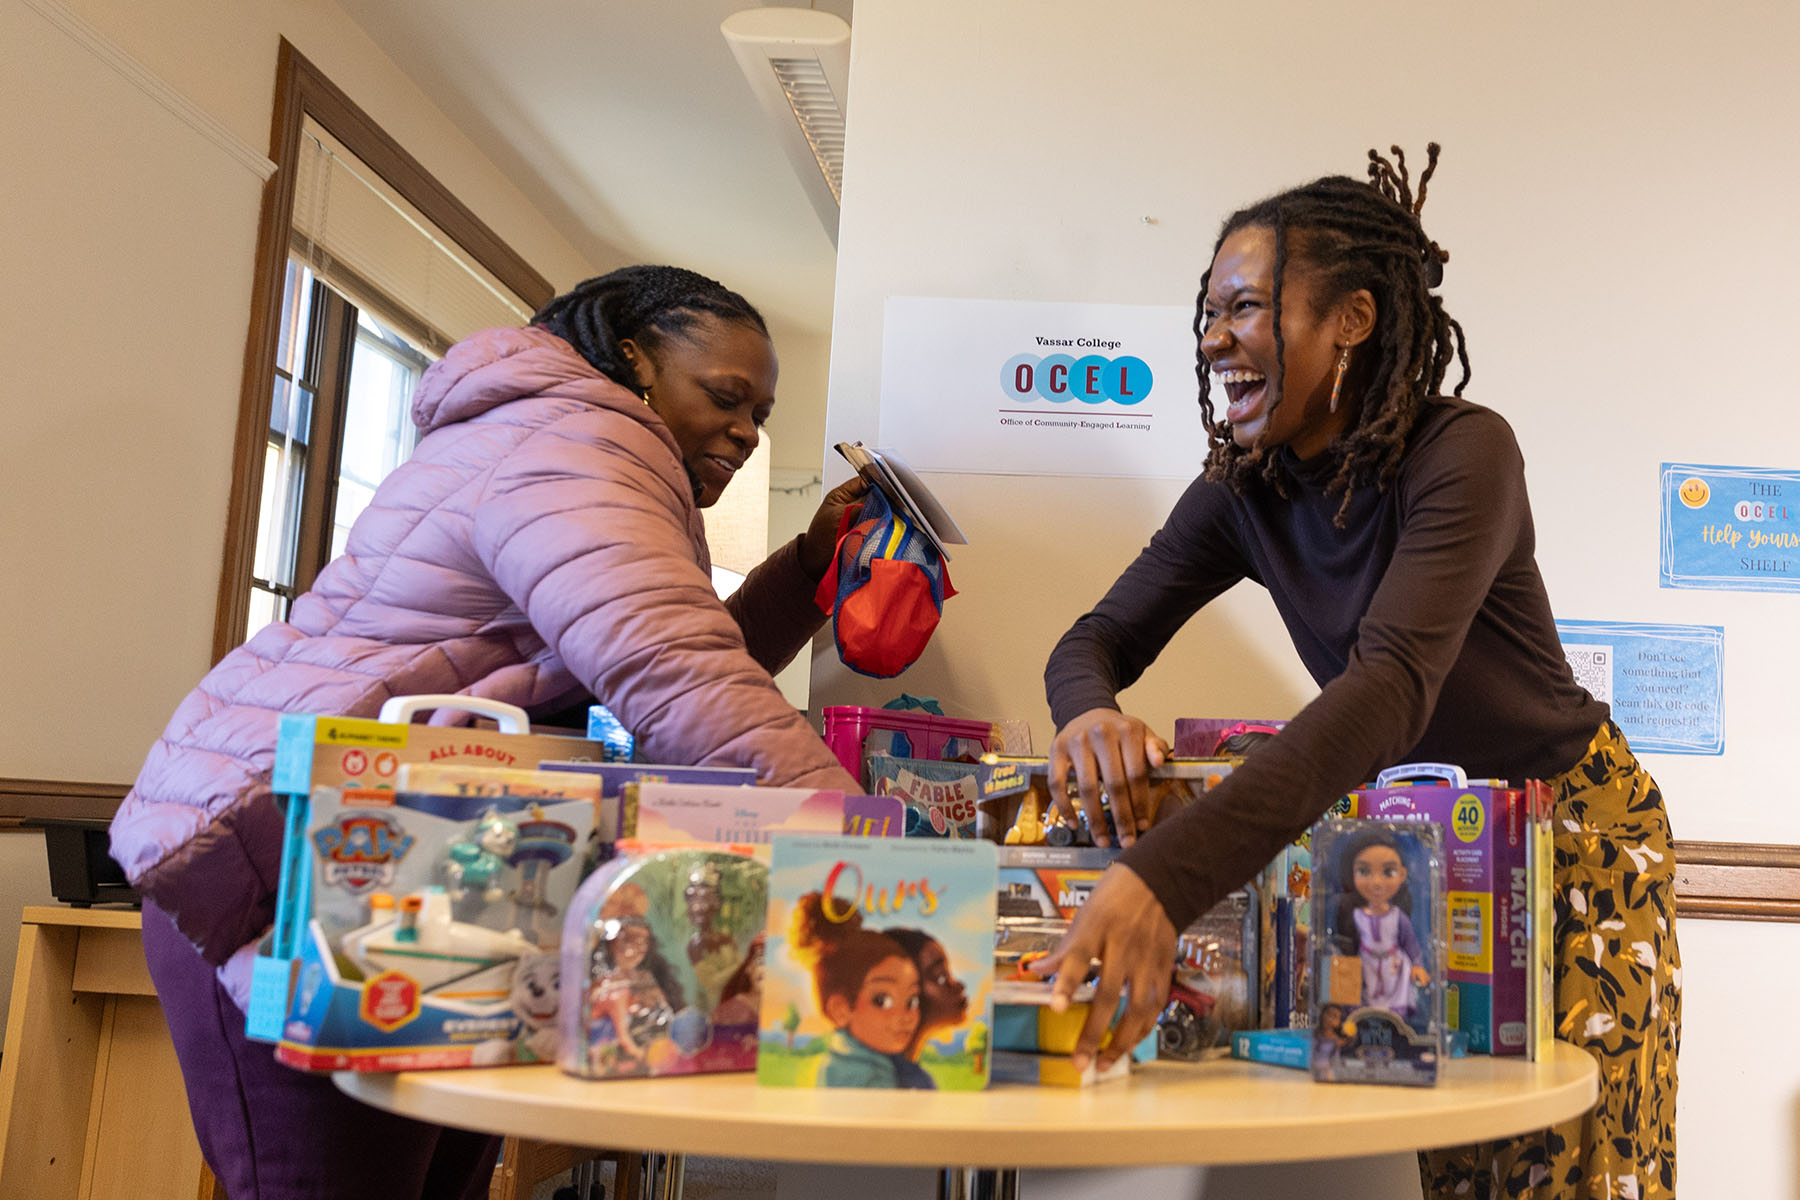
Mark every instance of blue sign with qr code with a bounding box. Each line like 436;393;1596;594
1660;463;1800;592
1555;620;1724;755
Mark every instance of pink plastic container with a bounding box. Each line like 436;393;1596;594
821;705;995;785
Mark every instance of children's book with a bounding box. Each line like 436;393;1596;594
842;793;906;838
834;441;968;562
534;761;758;844
630;783;846;848
866;754;1014;839
395;764;603;801
758;835;997;1090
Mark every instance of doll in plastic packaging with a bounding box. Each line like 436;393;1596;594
1340;826;1430;1018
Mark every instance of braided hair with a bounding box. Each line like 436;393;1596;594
531;264;770;392
1195;143;1472;526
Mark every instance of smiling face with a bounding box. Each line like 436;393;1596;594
1201;225;1369;461
827;953;921;1055
1351;843;1408;913
623;313;776;508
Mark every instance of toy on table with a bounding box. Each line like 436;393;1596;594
443;808;519;902
560;846;768;1080
1350;762;1552;1056
257;704;606;1072
338;886;537;1000
1310;818;1446;1086
1156;979;1220;1060
1004;784;1047;845
1157;888;1257;1059
990;757;1237;848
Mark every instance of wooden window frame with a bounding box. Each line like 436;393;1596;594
212;38;553;662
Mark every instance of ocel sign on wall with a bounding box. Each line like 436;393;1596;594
1660;462;1800;593
878;296;1207;478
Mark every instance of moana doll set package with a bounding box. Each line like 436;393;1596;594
560;845;770;1079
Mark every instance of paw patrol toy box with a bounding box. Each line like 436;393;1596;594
248;695;621;1071
1349;763;1552;1055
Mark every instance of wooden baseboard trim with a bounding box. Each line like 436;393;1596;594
1672;840;1800;923
0;778;132;823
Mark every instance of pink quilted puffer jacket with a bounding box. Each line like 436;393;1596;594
112;326;853;983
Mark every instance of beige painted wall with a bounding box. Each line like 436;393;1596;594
0;0;605;786
813;1;1800;1196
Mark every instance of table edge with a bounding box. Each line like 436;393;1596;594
334;1044;1598;1168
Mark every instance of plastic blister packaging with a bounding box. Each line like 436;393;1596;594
1309;818;1447;1086
1159;886;1258;1060
559;846;767;1079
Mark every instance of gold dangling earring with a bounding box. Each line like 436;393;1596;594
1330;345;1350;414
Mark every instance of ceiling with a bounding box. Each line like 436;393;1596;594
334;0;852;338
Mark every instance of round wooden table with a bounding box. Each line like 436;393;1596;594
338;1044;1596;1197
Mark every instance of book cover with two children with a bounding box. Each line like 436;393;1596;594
757;835;997;1090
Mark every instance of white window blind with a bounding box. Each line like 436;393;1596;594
290;118;533;355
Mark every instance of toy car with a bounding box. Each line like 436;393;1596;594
1156;979;1221;1060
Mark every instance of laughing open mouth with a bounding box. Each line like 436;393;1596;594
1215;368;1267;422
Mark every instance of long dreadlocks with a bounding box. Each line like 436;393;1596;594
531;264;769;393
1195;143;1472;526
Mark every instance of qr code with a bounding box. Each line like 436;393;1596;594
1563;644;1612;703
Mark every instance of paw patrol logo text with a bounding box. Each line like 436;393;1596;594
312;811;416;895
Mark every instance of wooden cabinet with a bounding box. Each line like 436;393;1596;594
0;907;212;1200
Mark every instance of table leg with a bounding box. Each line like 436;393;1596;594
937;1167;1021;1200
641;1151;686;1200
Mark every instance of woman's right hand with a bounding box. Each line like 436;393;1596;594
798;476;871;579
1047;708;1169;848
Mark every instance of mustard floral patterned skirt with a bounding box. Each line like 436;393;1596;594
1419;721;1680;1199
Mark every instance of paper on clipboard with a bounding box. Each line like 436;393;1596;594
835;441;968;562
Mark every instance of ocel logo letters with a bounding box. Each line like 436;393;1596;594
1001;352;1152;406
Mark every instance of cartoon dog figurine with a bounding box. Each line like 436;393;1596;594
445;808;519;902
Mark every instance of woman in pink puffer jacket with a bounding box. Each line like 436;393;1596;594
111;265;863;1200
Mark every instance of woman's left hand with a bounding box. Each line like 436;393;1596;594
799;476;871;579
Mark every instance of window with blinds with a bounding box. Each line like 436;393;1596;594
245;123;539;636
290;119;533;356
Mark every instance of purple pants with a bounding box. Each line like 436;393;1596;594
142;902;501;1199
